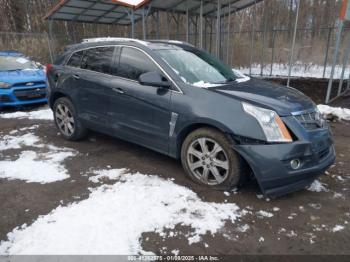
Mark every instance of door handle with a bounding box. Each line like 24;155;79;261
113;87;125;94
72;74;80;80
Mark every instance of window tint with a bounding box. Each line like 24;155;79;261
67;50;84;68
117;47;160;81
81;47;114;74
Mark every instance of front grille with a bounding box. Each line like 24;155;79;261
294;111;321;130
12;81;46;87
317;147;330;160
13;88;46;101
0;95;12;102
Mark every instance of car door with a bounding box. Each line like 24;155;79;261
68;46;117;130
108;46;172;154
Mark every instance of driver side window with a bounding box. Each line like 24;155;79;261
116;47;160;81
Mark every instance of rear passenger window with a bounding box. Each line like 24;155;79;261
117;47;160;81
81;47;115;74
67;51;84;68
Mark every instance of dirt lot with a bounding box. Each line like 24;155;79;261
0;87;349;255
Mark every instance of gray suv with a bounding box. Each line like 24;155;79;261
47;38;335;197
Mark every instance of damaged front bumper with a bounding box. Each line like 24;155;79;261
233;124;335;197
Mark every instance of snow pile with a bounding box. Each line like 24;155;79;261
240;63;350;79
0;171;243;255
0;133;41;150
256;210;274;218
0;132;77;183
331;225;345;232
307;180;328;192
0;108;53;120
0;151;75;184
317;105;350;121
89;169;126;183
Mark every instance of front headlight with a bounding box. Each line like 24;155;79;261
0;82;12;89
242;102;292;142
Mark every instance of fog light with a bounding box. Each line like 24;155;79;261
290;159;301;170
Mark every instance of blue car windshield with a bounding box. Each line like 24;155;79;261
0;56;39;71
156;48;237;87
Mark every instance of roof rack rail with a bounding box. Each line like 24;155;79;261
82;37;149;46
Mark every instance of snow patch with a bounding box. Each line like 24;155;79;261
89;169;126;183
256;210;274;218
317;105;350;121
307;180;328;192
0;108;53;120
240;63;350;79
0;133;41;151
0;171;244;255
0;150;75;184
331;225;345;232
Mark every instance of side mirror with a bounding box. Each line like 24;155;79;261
139;72;171;88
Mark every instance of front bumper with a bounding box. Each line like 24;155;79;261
0;85;47;107
234;126;335;197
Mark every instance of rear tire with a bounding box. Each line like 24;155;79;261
53;97;87;141
181;127;244;191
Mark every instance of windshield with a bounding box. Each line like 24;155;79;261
156;48;238;87
0;56;39;71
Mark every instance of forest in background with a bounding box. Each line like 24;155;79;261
0;0;347;73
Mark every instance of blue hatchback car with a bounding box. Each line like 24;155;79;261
0;51;47;108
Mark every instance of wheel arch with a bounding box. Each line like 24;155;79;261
50;91;71;109
175;120;234;159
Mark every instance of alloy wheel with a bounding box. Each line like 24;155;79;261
187;137;229;185
55;103;75;137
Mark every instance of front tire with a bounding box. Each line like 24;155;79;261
53;97;87;141
181;127;243;191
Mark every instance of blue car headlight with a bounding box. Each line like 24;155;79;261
242;102;293;143
0;82;12;89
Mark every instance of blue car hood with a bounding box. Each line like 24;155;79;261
212;78;316;116
0;69;46;85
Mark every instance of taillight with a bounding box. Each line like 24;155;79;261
46;64;53;76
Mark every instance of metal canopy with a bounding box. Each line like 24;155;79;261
44;0;261;25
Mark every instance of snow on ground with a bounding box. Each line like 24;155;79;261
0;171;243;255
307;180;329;193
318;105;350;121
0;133;41;150
89;168;127;183
0;131;77;184
240;63;350;79
331;225;345;232
0;107;53;120
0;151;75;184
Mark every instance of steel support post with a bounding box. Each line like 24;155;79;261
156;10;160;39
270;30;276;76
216;0;221;58
226;3;231;65
131;8;135;38
166;13;170;39
249;1;257;75
260;3;268;76
142;8;146;40
287;0;300;87
322;27;332;78
326;20;344;103
186;0;189;42
46;32;53;63
48;18;55;60
200;0;203;49
337;33;350;95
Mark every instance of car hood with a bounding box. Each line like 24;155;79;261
0;69;45;85
211;78;315;116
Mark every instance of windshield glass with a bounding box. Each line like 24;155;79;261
0;56;39;71
156;48;238;87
